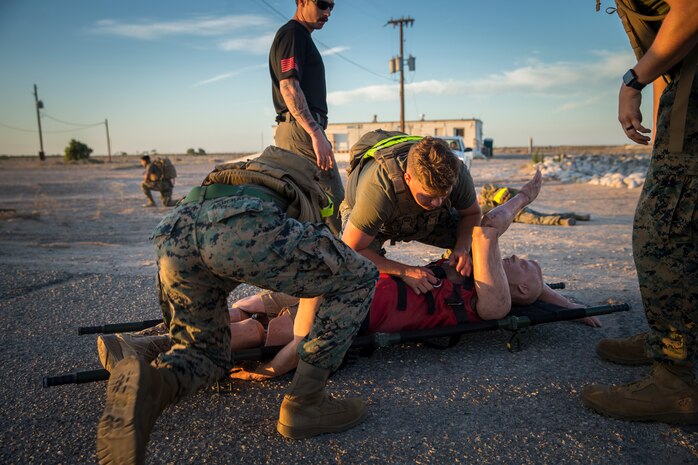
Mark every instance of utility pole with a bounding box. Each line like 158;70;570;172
387;17;414;133
104;119;112;163
33;84;45;161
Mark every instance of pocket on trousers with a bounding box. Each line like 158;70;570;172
206;197;265;224
150;213;181;240
296;226;347;275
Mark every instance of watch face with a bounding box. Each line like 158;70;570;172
623;69;636;86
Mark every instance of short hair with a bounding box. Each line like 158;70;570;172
406;137;460;195
509;267;543;305
140;155;151;163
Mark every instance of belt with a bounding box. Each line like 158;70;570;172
181;184;289;209
275;111;328;129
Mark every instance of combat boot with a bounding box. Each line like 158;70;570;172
559;217;576;226
596;332;652;365
581;362;698;425
277;360;367;439
98;333;173;372
97;357;178;465
574;213;591;221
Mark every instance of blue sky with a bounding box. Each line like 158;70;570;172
0;1;645;156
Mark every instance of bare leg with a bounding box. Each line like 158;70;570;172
480;170;541;236
472;226;511;320
229;297;319;381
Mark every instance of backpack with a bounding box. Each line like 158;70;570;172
152;157;177;180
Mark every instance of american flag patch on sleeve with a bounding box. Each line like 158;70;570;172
280;57;299;73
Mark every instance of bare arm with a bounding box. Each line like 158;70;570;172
341;221;438;295
448;201;482;276
538;285;601;328
620;0;698;144
229;297;320;381
279;77;334;170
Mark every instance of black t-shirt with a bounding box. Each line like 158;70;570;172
269;20;327;117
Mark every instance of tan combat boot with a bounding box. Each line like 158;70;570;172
277;360;367;439
98;332;173;372
596;332;652;365
97;357;178;465
581;362;698;425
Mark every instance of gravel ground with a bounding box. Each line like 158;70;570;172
0;151;696;464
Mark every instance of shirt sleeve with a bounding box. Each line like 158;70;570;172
271;25;306;82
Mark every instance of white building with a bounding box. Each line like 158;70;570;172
323;118;483;153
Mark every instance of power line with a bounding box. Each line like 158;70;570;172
0;122;38;133
43;113;104;127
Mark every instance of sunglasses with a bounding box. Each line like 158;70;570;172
310;0;334;12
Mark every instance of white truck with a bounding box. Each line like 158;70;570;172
435;136;475;171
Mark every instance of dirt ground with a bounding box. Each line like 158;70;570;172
1;150;696;464
0;150;645;304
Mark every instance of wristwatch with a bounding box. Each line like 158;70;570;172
622;69;646;91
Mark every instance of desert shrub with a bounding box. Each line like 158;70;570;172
197;148;206;155
64;139;93;161
186;148;196;155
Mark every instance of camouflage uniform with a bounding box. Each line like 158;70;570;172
152;190;378;399
634;71;698;364
142;162;174;206
479;184;577;226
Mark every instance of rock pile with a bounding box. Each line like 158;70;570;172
536;153;650;189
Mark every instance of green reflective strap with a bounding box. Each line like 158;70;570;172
363;135;423;159
320;194;334;218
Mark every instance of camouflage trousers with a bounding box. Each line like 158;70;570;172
151;194;378;400
142;179;173;205
633;73;698;364
514;207;573;226
275;121;345;236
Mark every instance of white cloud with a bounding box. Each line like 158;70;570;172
92;15;270;39
219;34;275;54
194;63;267;87
328;50;635;105
321;46;350;56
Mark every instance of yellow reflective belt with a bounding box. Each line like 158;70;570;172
363;135;423;159
320;194;334;218
492;188;509;205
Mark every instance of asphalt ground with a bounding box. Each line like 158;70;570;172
0;153;696;464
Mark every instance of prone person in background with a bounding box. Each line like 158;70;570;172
479;183;591;227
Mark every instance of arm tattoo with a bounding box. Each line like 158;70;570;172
280;79;320;133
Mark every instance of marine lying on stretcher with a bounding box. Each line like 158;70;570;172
97;170;601;380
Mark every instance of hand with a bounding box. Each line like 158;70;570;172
576;316;602;328
311;132;335;171
618;85;651;145
401;266;439;295
448;247;473;276
229;362;276;381
518;169;542;205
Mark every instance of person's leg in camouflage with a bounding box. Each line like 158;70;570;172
514;208;574;226
141;181;157;207
275;121;344;236
97;195;378;462
581;77;698;425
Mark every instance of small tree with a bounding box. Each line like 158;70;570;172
186;148;196;155
197;148;206;155
64;139;93;161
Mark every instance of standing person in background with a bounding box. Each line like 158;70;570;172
582;0;698;424
269;0;344;235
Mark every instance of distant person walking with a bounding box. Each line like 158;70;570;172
140;155;177;208
269;0;343;234
582;0;698;424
